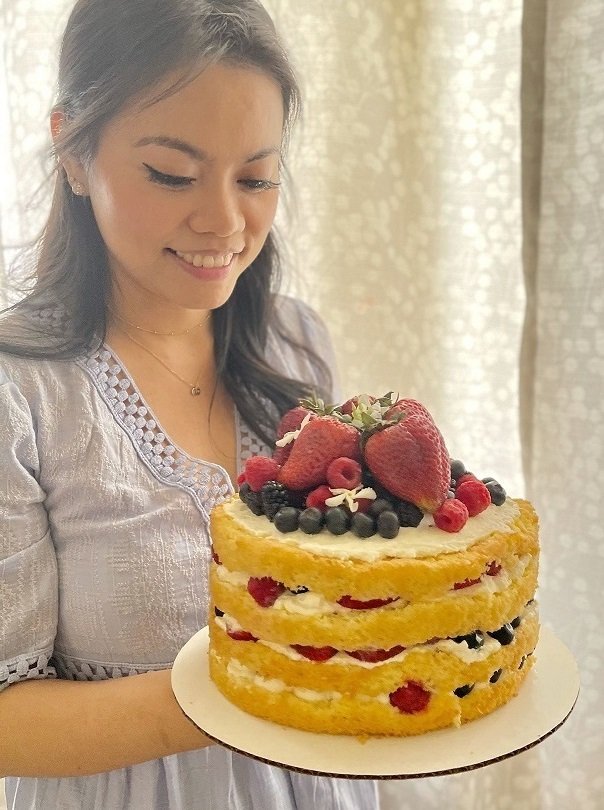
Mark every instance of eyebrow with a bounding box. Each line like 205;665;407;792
134;135;280;163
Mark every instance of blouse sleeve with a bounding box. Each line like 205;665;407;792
270;296;343;403
0;368;58;692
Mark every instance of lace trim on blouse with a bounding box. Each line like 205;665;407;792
77;347;270;518
0;651;57;691
51;651;165;682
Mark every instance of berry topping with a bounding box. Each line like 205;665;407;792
345;645;405;662
486;560;502;577
377;510;400;538
325;506;351;535
298;507;325;534
453;630;485;649
240;485;264;516
291;644;338;661
363;407;450;512
326;457;362;489
277;416;361;491
339;394;377;416
289;585;309;595
211;548;221;565
244;456;281;492
489;668;503;683
236;472;247;487
485;480;507;506
455;479;491;517
396;500;424;527
389;680;431;714
337;595;400;610
450;459;467;480
274;506;301;533
368;498;395;517
488;623;515;646
261;481;290;520
350;512;376;538
306;485;334;512
455;473;477;487
384;398;435;422
273;406;316;465
434;498;469;533
247;576;286;608
227;629;258;642
454;683;475;698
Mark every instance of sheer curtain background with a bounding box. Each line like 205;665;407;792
1;1;602;808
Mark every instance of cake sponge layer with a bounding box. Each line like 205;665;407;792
210;557;537;647
209;647;535;736
209;609;538;695
210;499;537;603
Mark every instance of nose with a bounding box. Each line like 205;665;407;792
187;180;245;238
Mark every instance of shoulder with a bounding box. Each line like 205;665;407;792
0;348;90;417
269;294;331;352
267;295;340;401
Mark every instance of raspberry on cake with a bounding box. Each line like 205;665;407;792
209;393;540;736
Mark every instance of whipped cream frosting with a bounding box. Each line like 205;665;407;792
214;553;531;617
223;654;511;704
215;602;537;669
224;497;520;562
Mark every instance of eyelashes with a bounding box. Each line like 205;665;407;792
143;164;194;188
240;178;281;191
143;163;281;192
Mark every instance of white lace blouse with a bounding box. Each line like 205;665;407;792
0;297;378;810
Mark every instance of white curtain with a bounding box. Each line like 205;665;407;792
1;1;602;807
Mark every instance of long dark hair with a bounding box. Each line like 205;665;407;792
0;0;330;444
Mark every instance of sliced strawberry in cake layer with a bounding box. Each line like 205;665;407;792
345;645;406;662
291;644;338;661
247;576;286;607
452;576;482;590
337;595;400;610
389;680;431;714
226;629;258;642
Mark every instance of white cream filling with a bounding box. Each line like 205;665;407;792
214;564;406;615
224;497;520;561
226;659;343;701
223;656;518;705
214;553;530;616
215;602;538;669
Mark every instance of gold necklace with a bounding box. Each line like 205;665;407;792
108;307;207;337
116;324;204;396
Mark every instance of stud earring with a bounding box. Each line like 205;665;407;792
68;177;86;196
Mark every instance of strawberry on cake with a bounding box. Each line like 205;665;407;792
209;394;539;736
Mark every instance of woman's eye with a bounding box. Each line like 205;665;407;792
240;178;281;192
143;163;194;188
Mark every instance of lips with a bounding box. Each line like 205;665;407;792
173;249;234;269
168;248;237;281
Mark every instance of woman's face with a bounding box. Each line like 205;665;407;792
69;63;284;314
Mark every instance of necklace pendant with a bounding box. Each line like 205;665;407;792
191;386;201;397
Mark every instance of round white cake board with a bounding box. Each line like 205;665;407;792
171;625;579;779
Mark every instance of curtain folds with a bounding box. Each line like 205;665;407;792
1;1;602;808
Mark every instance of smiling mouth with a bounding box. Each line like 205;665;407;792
168;249;235;269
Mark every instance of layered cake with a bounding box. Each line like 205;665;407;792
209;394;539;736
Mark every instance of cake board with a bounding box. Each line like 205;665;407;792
171;626;579;779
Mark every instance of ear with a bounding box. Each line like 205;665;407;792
50;107;89;196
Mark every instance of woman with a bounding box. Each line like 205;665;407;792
0;0;379;807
